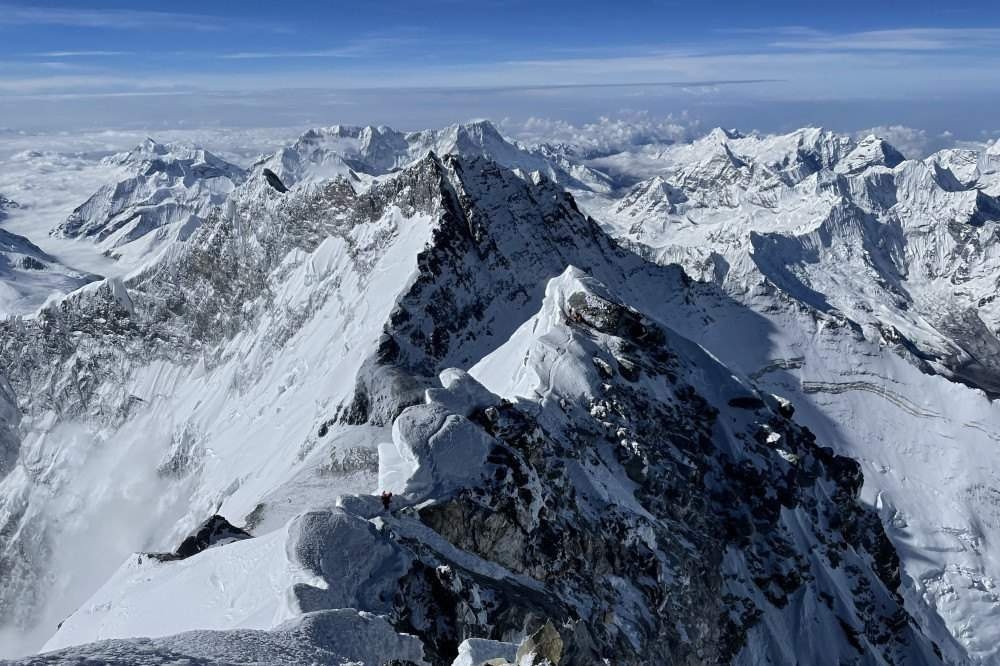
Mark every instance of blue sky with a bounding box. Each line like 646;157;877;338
1;0;999;136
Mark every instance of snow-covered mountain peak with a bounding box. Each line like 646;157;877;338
53;139;246;270
253;127;366;188
835;134;906;175
253;119;612;196
103;138;243;181
925;148;982;189
357;124;409;172
632;126;857;207
435;119;509;152
612;175;686;224
705;126;743;144
404;120;527;167
103;136;170;165
292;124;364;150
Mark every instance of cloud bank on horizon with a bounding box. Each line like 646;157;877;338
0;0;997;138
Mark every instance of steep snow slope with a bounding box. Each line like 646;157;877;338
0;148;945;664
644;278;993;664
44;509;410;650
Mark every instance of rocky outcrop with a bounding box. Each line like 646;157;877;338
514;621;563;665
0;376;19;479
261;168;288;193
148;515;251;561
381;272;938;664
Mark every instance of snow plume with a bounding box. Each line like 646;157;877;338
0;416;198;657
501;111;700;156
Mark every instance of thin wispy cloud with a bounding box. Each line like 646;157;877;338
0;3;292;33
717;26;822;37
29;51;133;57
0;45;993;99
770;27;1000;51
0;74;142;94
221;35;416;60
222;48;364;60
0;4;222;30
8;90;199;101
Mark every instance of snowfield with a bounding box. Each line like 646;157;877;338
1;119;999;664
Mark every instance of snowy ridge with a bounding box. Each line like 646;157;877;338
34;610;427;666
45;509;411;651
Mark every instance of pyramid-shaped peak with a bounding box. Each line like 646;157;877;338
102;137;174;168
706;127;744;143
139;137;169;154
857;134;903;154
449;120;509;147
457;119;503;135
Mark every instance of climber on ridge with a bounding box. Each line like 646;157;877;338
380;491;393;512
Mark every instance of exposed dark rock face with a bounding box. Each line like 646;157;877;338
262;168;288;193
148;515;251;562
515;620;563;665
20;256;46;270
0;377;19;480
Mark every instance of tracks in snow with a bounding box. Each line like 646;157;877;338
801;380;942;419
755;358;1000;441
